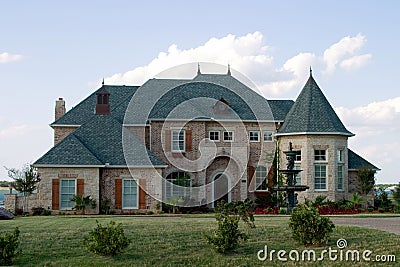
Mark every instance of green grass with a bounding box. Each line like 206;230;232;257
0;216;399;266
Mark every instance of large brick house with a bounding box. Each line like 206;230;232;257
6;67;379;213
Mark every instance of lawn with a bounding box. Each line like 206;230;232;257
0;215;399;266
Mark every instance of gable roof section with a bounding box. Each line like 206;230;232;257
34;134;103;166
277;75;353;136
348;149;380;171
148;81;266;121
52;85;138;126
35;114;165;167
267;100;294;121
193;74;273;121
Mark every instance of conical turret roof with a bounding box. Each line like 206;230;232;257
277;73;353;136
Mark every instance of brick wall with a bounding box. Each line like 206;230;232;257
100;167;163;212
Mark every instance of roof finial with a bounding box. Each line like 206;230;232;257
227;64;231;76
102;77;105;86
197;63;201;75
309;66;312;77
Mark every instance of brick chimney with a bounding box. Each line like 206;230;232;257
55;98;66;120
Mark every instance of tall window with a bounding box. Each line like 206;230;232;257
60;179;75;210
223;131;234;142
263;131;273;142
164;172;191;199
249;131;260;142
337;150;343;163
209;131;220;141
172;130;185;152
314;150;327;161
314;165;327;190
123;179;138;209
337;165;343;191
294;165;301;185
255;166;268;191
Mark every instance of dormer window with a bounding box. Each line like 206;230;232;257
96;87;110;115
213;98;231;115
97;94;109;105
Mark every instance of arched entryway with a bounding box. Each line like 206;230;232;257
212;172;231;207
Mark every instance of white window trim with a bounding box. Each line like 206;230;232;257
294;150;301;163
262;131;273;142
254;166;268;192
223;131;234;142
337;164;344;191
171;129;186;152
314;149;327;162
337;150;344;163
314;164;328;191
59;179;76;211
208;131;220;142
249;131;260;142
122;178;139;209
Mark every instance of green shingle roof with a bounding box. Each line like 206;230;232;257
52;85;138;126
35;134;103;166
267;100;294;121
348;149;380;171
277;75;353;136
35;115;165;167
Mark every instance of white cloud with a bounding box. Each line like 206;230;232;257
336;97;400;127
323;34;370;74
104;32;371;97
340;54;372;70
0;52;23;64
0;124;30;138
335;97;400;183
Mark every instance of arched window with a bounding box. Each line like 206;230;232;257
255;166;268;191
164;172;191;199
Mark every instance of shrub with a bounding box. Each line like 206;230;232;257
71;195;97;214
31;207;45;216
0;227;20;265
82;220;131;256
289;203;335;246
204;201;251;253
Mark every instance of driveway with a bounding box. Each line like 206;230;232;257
330;216;400;235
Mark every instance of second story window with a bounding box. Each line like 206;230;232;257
209;131;220;142
223;131;234;142
263;131;273;142
337;150;343;163
249;131;260;142
295;150;301;162
172;130;185;152
314;149;326;162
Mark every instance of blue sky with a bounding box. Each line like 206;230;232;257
0;1;399;183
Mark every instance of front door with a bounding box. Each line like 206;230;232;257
213;173;230;207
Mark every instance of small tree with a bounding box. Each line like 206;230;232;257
204;200;254;253
393;182;400;208
5;164;41;213
0;227;20;265
357;167;375;195
289;202;335;246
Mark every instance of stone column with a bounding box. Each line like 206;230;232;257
4;194;17;213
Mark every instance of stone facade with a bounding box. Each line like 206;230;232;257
278;134;351;202
53;126;78;145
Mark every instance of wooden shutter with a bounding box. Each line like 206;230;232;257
139;179;146;209
77;179;84;196
165;130;171;152
115;179;122;209
247;166;255;191
52;179;60;210
185;130;192;152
